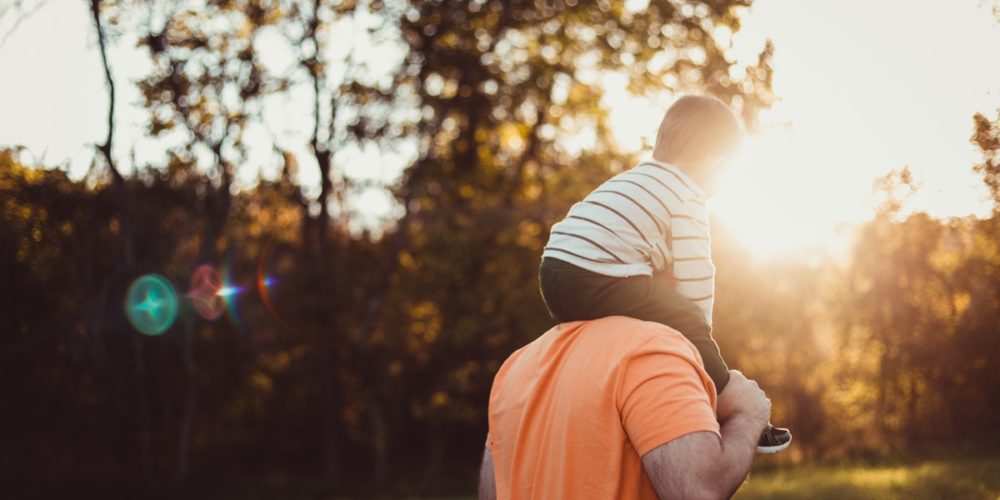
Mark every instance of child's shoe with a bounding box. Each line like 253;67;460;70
756;423;792;453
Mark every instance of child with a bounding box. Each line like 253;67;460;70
539;95;791;453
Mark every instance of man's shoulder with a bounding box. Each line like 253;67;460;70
586;316;702;355
499;317;702;374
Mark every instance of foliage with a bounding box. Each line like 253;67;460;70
972;109;1000;210
2;0;1000;496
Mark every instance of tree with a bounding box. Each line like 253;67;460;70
269;0;393;478
85;0;161;475
972;110;1000;211
351;0;776;483
136;0;284;479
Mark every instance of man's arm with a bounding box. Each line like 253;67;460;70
640;371;769;499
478;447;496;500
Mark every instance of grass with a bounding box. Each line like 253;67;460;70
29;456;998;499
735;456;1000;499
411;456;1000;500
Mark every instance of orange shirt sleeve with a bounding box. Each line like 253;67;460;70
618;334;721;457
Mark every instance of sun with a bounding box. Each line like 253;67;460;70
710;129;853;259
602;89;849;259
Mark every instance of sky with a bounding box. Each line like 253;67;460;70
606;0;1000;256
2;0;999;256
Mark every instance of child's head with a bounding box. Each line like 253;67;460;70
652;95;742;192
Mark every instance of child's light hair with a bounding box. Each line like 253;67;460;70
652;95;742;167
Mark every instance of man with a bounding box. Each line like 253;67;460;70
479;316;770;499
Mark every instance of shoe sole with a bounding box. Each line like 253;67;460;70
756;434;792;454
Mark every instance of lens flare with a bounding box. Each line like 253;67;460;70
218;254;249;332
125;274;179;335
217;285;244;297
188;264;225;320
257;271;278;318
257;242;295;328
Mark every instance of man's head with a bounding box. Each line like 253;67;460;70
651;95;743;194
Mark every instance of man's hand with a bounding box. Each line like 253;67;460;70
715;369;770;425
643;370;771;499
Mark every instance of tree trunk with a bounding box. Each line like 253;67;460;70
306;2;344;476
176;159;229;480
176;310;199;481
318;344;342;481
417;423;447;493
132;329;152;474
89;0;150;475
906;373;919;444
369;397;389;483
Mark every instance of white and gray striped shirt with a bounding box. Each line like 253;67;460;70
542;160;716;324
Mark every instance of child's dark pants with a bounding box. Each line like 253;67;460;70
539;256;731;391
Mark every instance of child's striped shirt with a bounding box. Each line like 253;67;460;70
542;160;716;324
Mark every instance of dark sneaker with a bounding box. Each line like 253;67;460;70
757;424;792;454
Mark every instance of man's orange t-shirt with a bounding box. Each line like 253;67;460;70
486;316;720;499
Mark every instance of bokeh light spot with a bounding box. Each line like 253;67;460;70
188;264;226;321
125;274;179;336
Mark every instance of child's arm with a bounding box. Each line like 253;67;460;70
652;270;731;392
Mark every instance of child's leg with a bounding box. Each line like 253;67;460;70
541;257;791;453
641;279;731;392
539;257;730;391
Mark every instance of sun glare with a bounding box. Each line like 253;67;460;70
604;84;857;260
711;129;857;259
